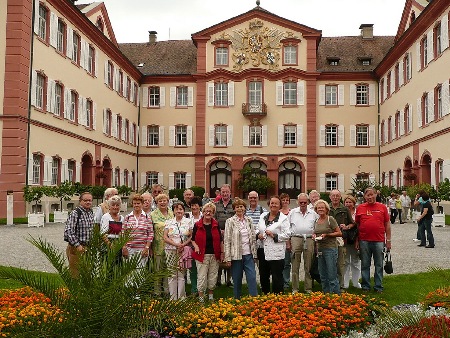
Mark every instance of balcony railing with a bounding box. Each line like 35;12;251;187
242;103;267;118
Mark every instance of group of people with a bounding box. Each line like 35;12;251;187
387;191;412;224
63;184;394;300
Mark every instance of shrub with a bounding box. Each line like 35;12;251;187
189;186;205;198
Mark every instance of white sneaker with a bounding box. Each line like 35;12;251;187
413;238;420;242
208;294;214;301
292;290;298;294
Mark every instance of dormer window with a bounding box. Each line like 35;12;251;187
96;17;104;33
327;57;340;66
358;58;372;66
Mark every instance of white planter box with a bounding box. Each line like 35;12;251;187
432;213;446;227
53;210;69;223
28;213;45;227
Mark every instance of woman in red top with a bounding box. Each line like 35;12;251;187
191;202;223;301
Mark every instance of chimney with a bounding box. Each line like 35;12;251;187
359;24;374;40
148;31;157;43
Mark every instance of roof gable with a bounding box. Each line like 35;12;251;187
395;0;428;41
78;2;118;46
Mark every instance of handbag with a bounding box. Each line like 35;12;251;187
384;250;393;274
310;242;321;283
342;226;358;245
180;245;192;269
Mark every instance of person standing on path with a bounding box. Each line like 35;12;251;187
64;192;95;277
400;191;411;222
415;192;435;248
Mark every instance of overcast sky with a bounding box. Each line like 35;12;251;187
84;0;406;43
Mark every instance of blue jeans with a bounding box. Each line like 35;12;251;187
317;247;340;294
283;249;291;289
359;241;384;292
231;254;258;299
419;218;434;247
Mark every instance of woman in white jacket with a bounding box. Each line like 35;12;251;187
256;195;291;294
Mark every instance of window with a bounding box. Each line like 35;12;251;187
68;90;77;121
403;53;411;81
283;45;297;65
325;174;338;191
131;172;136;190
215;83;228;106
72;32;80;64
361;59;371;66
85;99;92;128
123;169;129;187
436;85;443;119
284;125;296;146
149;86;160;107
386;72;391;97
325;85;337;105
114;168;120;186
389;171;394;187
420;36;428;69
356;84;368;105
215;47;228;66
248;81;262;105
32;154;41;185
175;172;186;189
56;19;65;53
105;109;112;135
67;160;75;182
124;119;129;143
422;93;429;125
434;23;442;57
175;125;187;146
38;5;48;41
126;77;131;101
177;86;188;106
380;120;385;145
328;58;339;66
146;172;158;187
356;125;369;146
249;126;262;146
116;115;122;140
107;62;114;88
88;46;95;75
51;157;59;185
118;71;123;95
35;73;45;109
394;64;400;91
214;125;227;146
54;83;63;116
283;82;297;105
148;125;159;146
96;17;104;32
325;125;337;146
404;106;411;133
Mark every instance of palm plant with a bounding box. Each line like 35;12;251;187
0;227;199;337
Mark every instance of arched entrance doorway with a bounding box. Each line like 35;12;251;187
209;160;232;197
240;160;268;198
278;160;302;198
101;158;112;187
403;157;414;186
81;153;93;185
420;153;432;184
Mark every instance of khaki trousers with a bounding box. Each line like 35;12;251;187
290;237;314;292
196;254;219;293
66;244;81;278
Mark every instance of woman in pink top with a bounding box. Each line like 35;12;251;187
280;193;291;290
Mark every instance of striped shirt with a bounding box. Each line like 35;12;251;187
246;205;267;225
123;211;154;250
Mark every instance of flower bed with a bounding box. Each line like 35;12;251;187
174;292;388;337
0;287;63;337
423;286;450;310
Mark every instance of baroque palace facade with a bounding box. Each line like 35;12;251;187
1;0;449;217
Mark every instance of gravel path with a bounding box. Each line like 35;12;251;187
0;220;449;275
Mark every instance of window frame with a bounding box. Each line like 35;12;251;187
325;124;338;147
67;159;75;183
37;4;49;42
420;35;428;69
356;84;369;106
175;125;187;147
386;72;392;98
282;45;298;65
325;85;337;106
116;115;122;140
126;77;131;101
51;157;60;186
356;124;369;147
214;82;228;107
422;92;429;125
395;111;400;139
146;172;158;187
394;63;400;91
68;90;78;122
215;46;229;67
149;86;160;107
71;31;80;65
435;85;443;120
214;124;227;147
32;153;43;185
124;119;129;143
85;98;93;128
283;81;297;105
325;173;338;192
248;81;263;106
105;109;112;136
54;82;63;117
147;125;160;146
434;23;442;58
175;172;187;190
176;86;188;107
107;62;114;88
35;72;47;110
114;168;120;187
56;19;66;54
284;124;297;147
249;125;262;147
404;105;411;134
88;45;95;75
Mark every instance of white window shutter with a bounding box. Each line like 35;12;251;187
187;126;193;146
80;38;87;69
102;109;107;134
157;173;164;185
142;87;148;107
208;82;215;106
92;102;97;130
297;81;304;106
350;85;356;106
390;117;395;140
47;78;54;113
50;12;58;48
442;79;450;116
43;156;52;186
169;126;175;146
427;91;434;123
209;125;215;146
262;125;268;147
33;0;40;34
141;125;147;146
431;162;436;186
160;87;166;107
112;169;116;187
66;27;73;59
121;119;126;140
408;104;413;131
277;125;284;146
31;70;37;107
369;84;376;105
75;162;81;183
227;125;233;147
369;125;376;146
417;98;422;127
112;113;117;138
77;96;83;124
319;174;326;192
383;121;388;144
94;51;98;77
399;110;405;136
170;87;176;107
228;81;234;106
338;85;344;105
319;85;325;105
28;158;34;185
319;125;325;146
392;171;397;188
159;126;164;146
383;77;388;99
408;52;413;79
62;159;68;182
378;82;382;104
276;81;283;105
128;171;132;188
188;87;194;106
399;60;404;87
243;126;249;146
140;172;146;187
338;174;345;192
186;173;192;188
297;125;303;147
338;125;345;146
350;125;356;146
168;173;175;190
113;68;119;91
416;42;421;71
442;15;449;51
378;123;381;145
122;76;127;97
390;73;395;96
443;160;450;179
104;61;108;85
427;30;433;64
64;87;70;119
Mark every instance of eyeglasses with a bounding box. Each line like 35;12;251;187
203;210;213;214
82;199;92;202
298;202;308;205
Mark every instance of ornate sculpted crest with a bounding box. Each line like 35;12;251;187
221;20;295;71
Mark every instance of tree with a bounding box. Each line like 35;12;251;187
50;181;76;211
237;166;275;196
437;178;450;201
23;186;52;209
